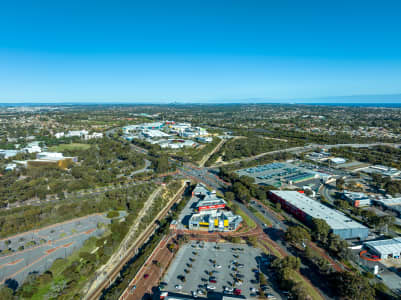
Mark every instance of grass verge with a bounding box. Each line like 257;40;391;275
254;212;272;227
236;208;257;229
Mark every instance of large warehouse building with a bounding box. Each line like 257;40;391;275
364;237;401;259
269;191;369;240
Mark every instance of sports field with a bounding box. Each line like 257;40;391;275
49;143;91;152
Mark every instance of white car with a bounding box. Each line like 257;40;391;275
225;287;234;292
207;285;216;290
216;264;222;269
175;285;183;290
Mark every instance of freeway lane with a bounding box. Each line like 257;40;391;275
249;200;287;231
209;142;401;168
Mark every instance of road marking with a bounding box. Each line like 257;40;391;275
0;258;24;270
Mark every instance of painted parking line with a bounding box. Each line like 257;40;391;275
0;258;24;270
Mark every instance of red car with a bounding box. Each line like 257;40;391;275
144;274;149;278
210;279;217;283
234;288;242;295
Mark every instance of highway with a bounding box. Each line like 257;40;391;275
209;142;401;168
249;199;287;231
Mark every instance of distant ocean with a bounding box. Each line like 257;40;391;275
301;103;401;108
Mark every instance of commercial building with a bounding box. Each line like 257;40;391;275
306;151;330;162
140;129;170;139
342;191;372;207
189;210;242;231
66;130;89;138
362;165;401;178
196;198;226;212
269;191;369;240
55;132;65;139
192;184;226;212
28;152;78;170
187;183;241;232
196;136;213;143
0;149;20;159
84;132;103;140
364;237;401;259
158;139;197;149
5;163;17;171
161;292;246;300
123;121;206;150
374;197;401;217
56;130;102;140
123;122;165;134
329;157;347;164
36;152;64;160
235;162;327;188
22;141;42;153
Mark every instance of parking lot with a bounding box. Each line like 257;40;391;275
352;249;401;292
176;191;198;230
0;213;112;285
162;242;280;299
235;162;331;189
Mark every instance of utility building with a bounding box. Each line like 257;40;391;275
269;191;369;240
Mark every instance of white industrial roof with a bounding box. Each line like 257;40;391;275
196;197;226;208
271;191;368;231
343;191;370;201
193;183;226;208
330;157;347;164
364;237;401;255
376;197;401;206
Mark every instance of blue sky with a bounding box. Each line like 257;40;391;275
0;0;401;103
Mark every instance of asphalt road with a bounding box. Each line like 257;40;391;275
210;142;401;168
320;184;337;203
249;200;287;231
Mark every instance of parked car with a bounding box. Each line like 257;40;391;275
234;288;242;295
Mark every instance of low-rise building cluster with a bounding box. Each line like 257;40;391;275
188;184;242;232
54;130;103;140
123;121;211;149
